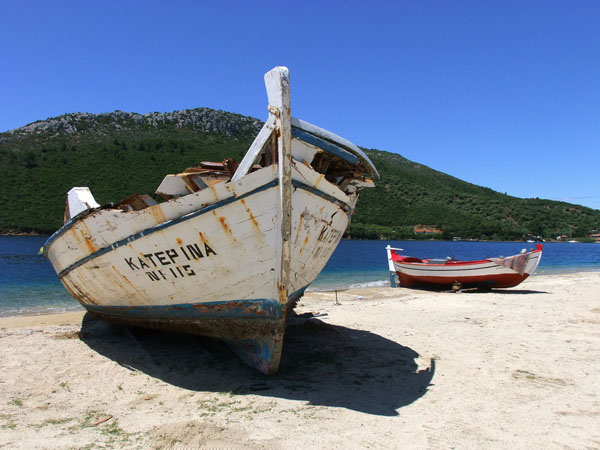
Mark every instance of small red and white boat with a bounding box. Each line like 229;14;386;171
385;244;543;290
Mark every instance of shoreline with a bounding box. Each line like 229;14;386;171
1;271;599;448
2;232;595;243
2;269;600;321
0;310;85;328
1;231;46;237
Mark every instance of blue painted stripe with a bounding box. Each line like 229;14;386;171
292;179;353;213
292;128;359;165
55;179;353;279
84;298;283;320
56;179;278;278
43;125;366;256
44;180;280;256
81;286;308;321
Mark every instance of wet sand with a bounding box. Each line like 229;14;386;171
1;272;599;449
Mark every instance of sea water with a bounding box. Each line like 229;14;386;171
0;236;77;316
1;235;599;316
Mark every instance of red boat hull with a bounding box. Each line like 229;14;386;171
396;271;530;290
390;245;543;290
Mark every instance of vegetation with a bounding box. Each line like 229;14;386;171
0;110;260;233
1;109;599;240
348;150;600;240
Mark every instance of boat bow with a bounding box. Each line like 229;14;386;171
43;67;378;374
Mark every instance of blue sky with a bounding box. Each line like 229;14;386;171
1;1;599;209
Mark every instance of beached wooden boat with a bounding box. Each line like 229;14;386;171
386;244;542;290
43;67;378;374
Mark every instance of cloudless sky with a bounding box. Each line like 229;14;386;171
1;1;599;209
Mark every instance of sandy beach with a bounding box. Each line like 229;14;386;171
1;272;599;449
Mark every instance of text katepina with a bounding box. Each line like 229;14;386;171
123;241;217;282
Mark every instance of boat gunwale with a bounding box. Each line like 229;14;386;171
291;128;358;165
52;178;355;279
393;258;495;267
393;262;503;273
391;248;542;269
81;285;307;317
291;117;379;179
43;136;370;259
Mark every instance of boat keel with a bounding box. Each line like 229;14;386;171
223;325;285;375
83;298;288;374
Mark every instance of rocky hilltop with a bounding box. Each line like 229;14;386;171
2;108;263;142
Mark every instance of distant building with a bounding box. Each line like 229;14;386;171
590;233;600;243
414;226;442;235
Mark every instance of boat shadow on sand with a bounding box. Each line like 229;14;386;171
461;288;549;295
80;313;434;416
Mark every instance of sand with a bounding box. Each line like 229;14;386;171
1;272;599;449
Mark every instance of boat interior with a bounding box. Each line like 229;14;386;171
63;123;378;224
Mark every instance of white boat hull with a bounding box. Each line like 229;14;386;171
45;164;355;373
43;67;377;373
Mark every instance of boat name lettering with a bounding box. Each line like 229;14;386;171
123;241;217;282
317;228;342;244
144;265;197;282
312;228;342;258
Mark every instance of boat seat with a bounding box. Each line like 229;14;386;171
401;257;423;263
64;187;100;222
115;193;158;211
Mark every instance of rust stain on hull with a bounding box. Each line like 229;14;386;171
208;185;218;202
294;214;304;245
299;235;310;255
82;233;97;254
74;222;98;254
240;199;262;239
62;279;97;305
197;232;216;251
314;173;325;189
215;213;237;242
149;205;167;224
69;227;82;245
191;301;267;317
111;265;147;300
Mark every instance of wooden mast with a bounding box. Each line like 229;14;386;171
264;66;292;306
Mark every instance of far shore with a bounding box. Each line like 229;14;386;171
1;231;46;236
1;271;599;449
1;231;596;243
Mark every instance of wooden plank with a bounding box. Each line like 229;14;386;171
264;66;292;304
231;116;275;182
291;128;358;165
291;117;379;179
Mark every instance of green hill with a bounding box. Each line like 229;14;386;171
1;109;598;240
349;150;599;240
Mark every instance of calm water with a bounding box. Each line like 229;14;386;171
1;235;599;316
